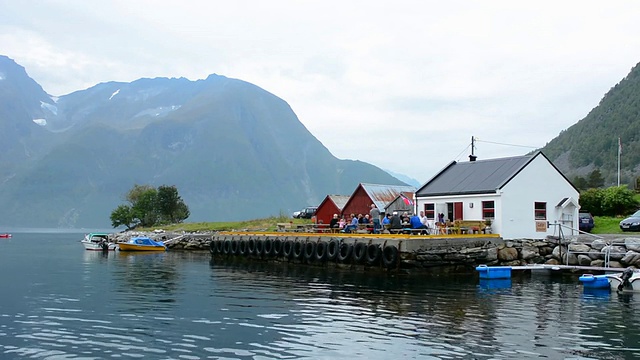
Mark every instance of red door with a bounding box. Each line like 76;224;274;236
454;202;463;220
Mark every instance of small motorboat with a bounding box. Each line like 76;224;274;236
0;233;12;238
81;233;117;251
606;268;640;292
118;236;166;252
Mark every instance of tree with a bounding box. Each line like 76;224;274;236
110;184;190;228
579;188;603;216
572;176;588;191
586;169;605;189
110;204;136;229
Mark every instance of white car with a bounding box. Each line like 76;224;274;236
292;210;301;218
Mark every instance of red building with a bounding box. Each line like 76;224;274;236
315;195;350;225
341;183;416;219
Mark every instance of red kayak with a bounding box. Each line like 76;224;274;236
0;234;12;238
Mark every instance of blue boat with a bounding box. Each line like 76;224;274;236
118;236;166;251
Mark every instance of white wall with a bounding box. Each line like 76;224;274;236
500;155;579;239
415;193;501;231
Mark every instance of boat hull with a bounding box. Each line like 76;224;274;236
0;234;12;238
81;241;117;251
606;272;640;292
118;243;166;251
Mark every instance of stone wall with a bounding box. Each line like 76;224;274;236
125;232;640;271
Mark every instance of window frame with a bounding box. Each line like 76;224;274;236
482;200;495;220
534;202;547;220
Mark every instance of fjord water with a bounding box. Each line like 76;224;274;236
1;233;639;359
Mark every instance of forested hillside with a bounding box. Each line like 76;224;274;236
542;62;640;187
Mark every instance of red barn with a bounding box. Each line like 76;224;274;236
341;183;416;219
315;195;350;225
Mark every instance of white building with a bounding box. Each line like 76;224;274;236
414;152;580;239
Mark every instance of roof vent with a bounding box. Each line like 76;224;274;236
469;154;477;162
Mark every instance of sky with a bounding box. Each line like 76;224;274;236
2;1;640;183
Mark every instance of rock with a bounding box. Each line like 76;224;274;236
562;252;578;265
590;259;605;267
609;261;624;268
552;245;567;260
577;255;592;266
521;246;540;260
621;251;640;266
545;258;560;265
485;248;498;261
588;250;602;260
502;260;522;266
539;246;554;256
625;238;640;252
590;239;607;251
568;243;591;253
498;247;518;261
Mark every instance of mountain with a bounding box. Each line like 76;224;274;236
541;62;640;186
0;55;405;228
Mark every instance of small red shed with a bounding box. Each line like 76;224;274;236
341;183;416;219
315;195;351;225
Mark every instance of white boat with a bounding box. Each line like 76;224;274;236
606;268;640;292
81;233;117;251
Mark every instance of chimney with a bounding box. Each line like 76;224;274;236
469;154;477;162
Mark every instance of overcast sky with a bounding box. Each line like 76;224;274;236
2;1;640;182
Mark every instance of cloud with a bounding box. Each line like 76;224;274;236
2;0;640;182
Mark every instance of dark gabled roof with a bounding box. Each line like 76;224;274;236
416;152;545;197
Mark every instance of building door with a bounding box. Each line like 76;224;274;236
447;202;463;221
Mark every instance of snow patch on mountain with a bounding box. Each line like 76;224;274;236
33;119;47;126
40;101;58;115
0;72;4;80
109;89;120;100
133;105;181;118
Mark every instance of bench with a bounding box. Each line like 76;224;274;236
454;220;487;234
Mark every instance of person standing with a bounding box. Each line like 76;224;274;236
370;204;381;234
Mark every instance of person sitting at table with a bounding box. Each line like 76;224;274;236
410;213;428;234
362;214;370;224
329;214;340;229
390;211;402;230
338;216;346;229
382;213;391;227
343;214;358;233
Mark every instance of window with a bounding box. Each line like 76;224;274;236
424;203;435;219
482;201;495;219
534;202;547;220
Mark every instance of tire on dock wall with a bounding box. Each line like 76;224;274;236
382;245;398;268
255;239;264;257
365;244;381;266
293;241;304;260
315;241;328;262
231;239;239;255
209;240;217;255
263;238;274;257
223;240;232;255
247;238;256;255
273;239;283;257
352;242;367;264
238;239;247;256
326;239;339;261
283;240;294;259
337;242;353;263
216;239;224;254
304;241;316;262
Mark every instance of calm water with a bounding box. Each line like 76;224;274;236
1;233;639;359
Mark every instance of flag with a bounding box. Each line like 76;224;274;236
619;137;622;155
400;193;413;206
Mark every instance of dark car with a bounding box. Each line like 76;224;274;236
578;212;594;232
620;210;640;231
297;206;318;219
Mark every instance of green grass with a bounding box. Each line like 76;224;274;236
139;216;312;233
592;216;624;234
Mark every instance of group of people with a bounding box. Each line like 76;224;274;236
328;204;431;235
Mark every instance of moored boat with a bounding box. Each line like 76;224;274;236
606;268;640;292
81;233;117;251
118;236;166;252
0;233;12;238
